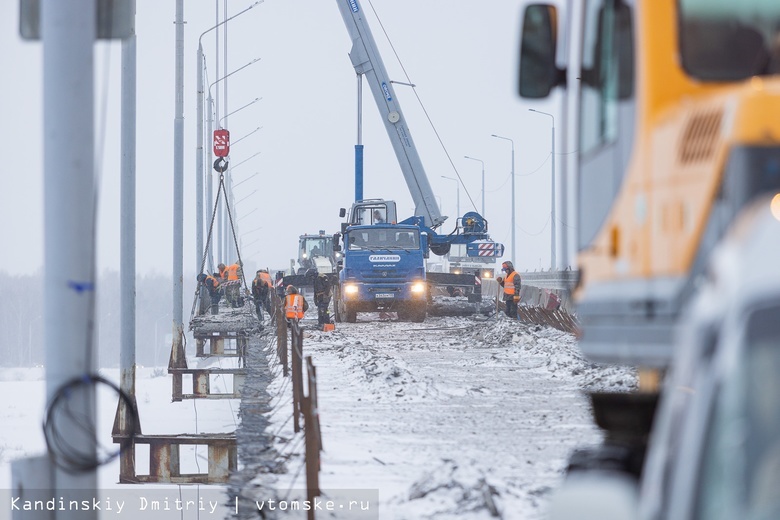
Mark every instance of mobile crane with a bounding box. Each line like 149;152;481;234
331;0;504;321
517;0;780;490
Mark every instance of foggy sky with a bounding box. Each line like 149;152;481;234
1;0;563;278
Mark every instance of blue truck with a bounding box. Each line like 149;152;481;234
337;221;429;322
331;0;504;323
333;199;501;323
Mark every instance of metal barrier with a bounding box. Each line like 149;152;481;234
274;305;323;519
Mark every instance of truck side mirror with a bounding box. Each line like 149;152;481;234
518;4;564;98
339;208;346;218
341;222;348;234
333;233;342;252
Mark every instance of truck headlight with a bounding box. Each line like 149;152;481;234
482;269;493;279
343;283;359;296
411;281;426;294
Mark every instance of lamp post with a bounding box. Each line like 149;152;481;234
529;109;556;270
197;1;262;272
207;58;261;102
491;134;515;263
238;207;259;221
441;176;460;219
218;97;261;129
233;171;258;189
232;126;262;148
235;189;257;206
464;155;485;217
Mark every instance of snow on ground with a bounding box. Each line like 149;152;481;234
0;364;239;519
0;312;636;520
250;313;637;520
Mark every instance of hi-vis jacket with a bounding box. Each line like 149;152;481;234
285;294;307;319
503;271;520;296
226;263;241;281
258;271;273;287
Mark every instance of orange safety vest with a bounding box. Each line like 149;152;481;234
259;271;273;287
503;271;519;296
205;275;220;290
227;264;240;281
285;294;305;319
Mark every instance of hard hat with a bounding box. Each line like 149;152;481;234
197;273;207;282
286;285;298;295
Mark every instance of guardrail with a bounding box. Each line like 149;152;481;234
271;292;323;520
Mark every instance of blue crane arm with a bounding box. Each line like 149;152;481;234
335;0;445;228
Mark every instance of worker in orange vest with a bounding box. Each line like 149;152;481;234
225;260;243;307
217;263;228;282
197;273;221;315
252;269;274;319
496;260;520;319
284;285;309;323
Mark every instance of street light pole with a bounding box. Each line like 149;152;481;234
231;126;262;147
218;97;261;128
464;155;485;217
197;1;262;273
441;176;460;219
529;109;556;270
491;134;515;263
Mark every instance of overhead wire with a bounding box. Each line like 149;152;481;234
366;0;479;215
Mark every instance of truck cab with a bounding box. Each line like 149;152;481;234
298;231;338;274
337;220;428;323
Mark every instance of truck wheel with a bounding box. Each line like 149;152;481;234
411;305;426;323
333;287;343;323
345;304;357;323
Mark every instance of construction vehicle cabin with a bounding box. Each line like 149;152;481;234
297;230;339;274
519;0;780;369
517;0;780;487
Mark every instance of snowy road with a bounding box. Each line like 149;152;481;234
255;314;636;519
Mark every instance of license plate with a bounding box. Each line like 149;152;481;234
375;293;395;299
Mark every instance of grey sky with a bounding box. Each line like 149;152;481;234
1;0;562;277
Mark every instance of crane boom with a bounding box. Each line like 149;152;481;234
336;0;445;228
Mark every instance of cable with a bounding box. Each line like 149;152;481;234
366;0;481;215
43;374;138;473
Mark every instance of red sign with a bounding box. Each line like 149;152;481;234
213;129;230;157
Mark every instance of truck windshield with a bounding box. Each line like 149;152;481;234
679;0;780;79
301;237;333;257
348;229;419;250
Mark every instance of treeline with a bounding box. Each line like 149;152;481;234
0;271;180;368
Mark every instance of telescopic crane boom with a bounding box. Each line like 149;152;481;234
336;0;445;229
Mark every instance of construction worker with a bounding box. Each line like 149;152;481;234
284;285;309;324
217;263;228;282
197;273;221;315
313;272;333;328
252;269;274;319
225;260;243;307
497;260;520;319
